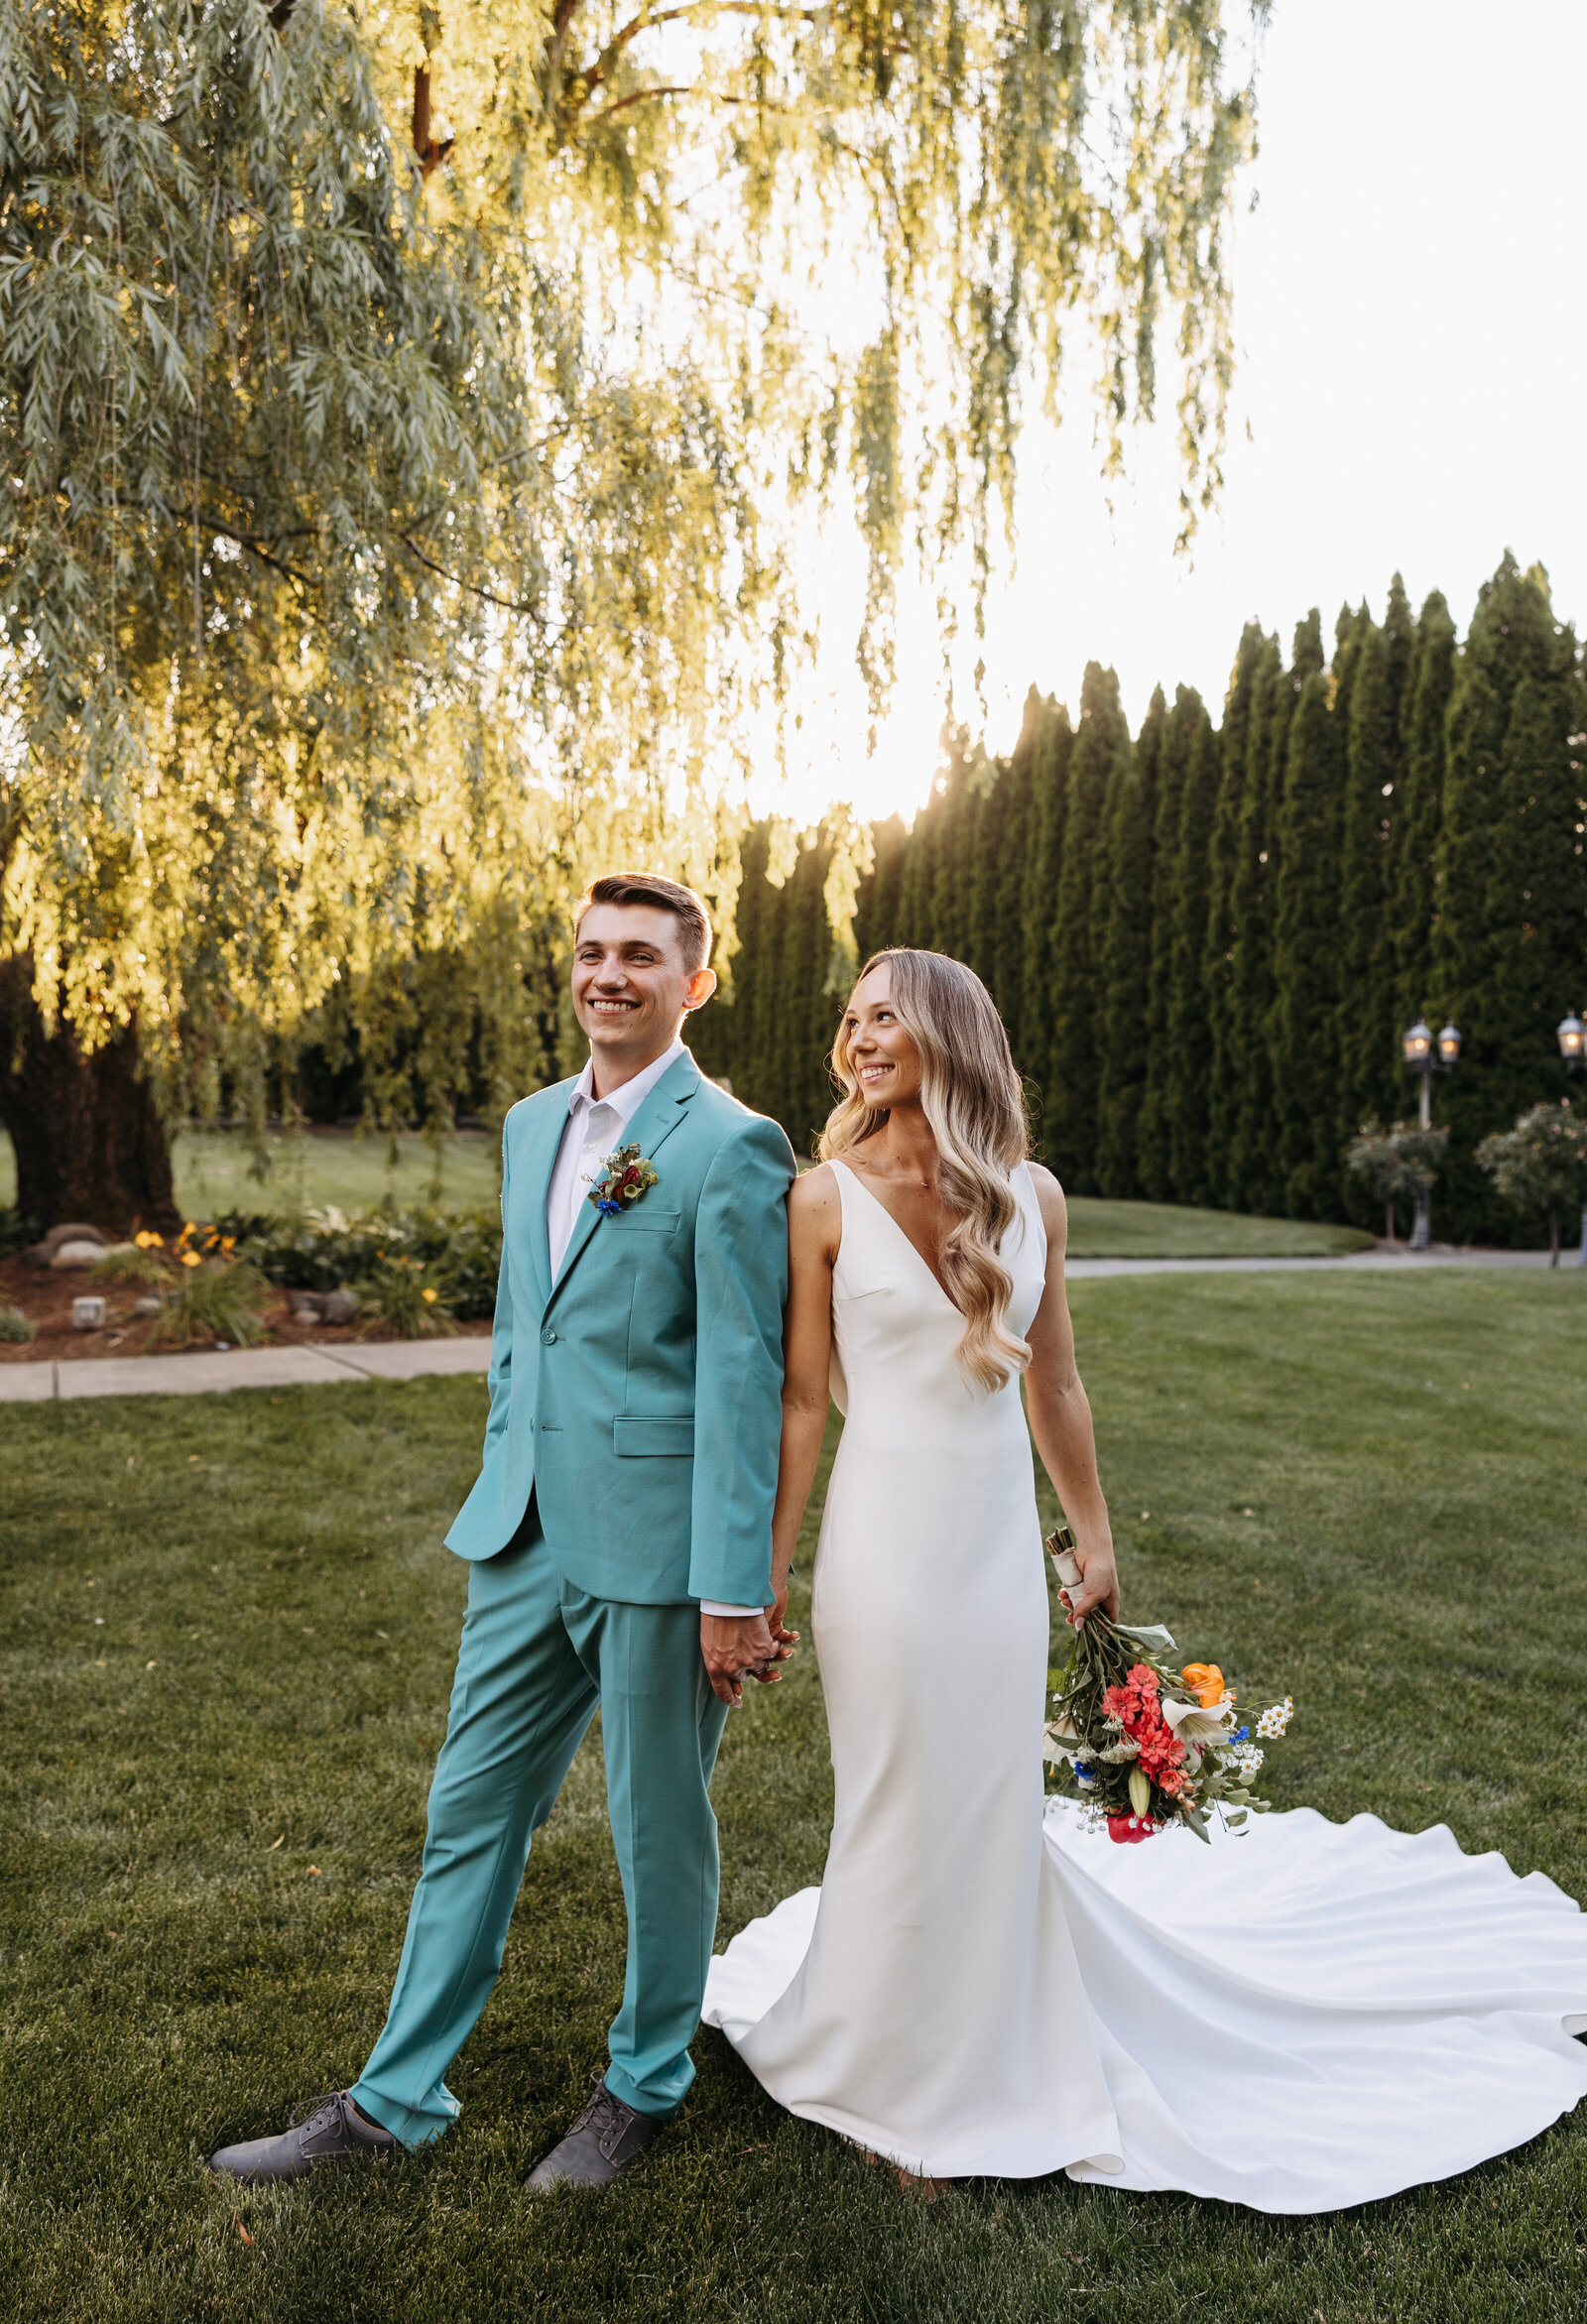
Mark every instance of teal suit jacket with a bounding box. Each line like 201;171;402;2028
444;1051;795;1607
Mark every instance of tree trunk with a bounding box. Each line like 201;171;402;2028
0;956;181;1235
1550;1213;1560;1268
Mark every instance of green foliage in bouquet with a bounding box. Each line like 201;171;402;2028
1043;1528;1292;1844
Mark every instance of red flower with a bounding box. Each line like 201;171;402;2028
1107;1813;1156;1845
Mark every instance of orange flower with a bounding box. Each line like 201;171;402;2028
1181;1661;1228;1710
421;1287;438;1304
180;1250;202;1270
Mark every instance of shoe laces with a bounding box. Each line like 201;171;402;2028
571;2085;632;2157
288;2090;349;2134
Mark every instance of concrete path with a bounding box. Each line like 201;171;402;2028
1064;1246;1562;1280
0;1335;492;1405
0;1248;1569;1406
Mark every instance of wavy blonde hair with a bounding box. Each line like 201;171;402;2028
819;948;1032;1395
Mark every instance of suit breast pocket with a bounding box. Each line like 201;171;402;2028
615;1208;681;1235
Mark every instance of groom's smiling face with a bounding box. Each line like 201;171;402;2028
572;902;717;1078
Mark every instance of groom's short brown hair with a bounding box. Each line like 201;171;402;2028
574;873;713;974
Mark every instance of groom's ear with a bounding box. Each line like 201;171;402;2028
683;966;718;1013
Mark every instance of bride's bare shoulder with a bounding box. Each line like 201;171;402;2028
1024;1162;1068;1245
789;1162;842;1262
790;1160;841;1218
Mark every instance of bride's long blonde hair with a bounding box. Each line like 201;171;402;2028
818;948;1033;1395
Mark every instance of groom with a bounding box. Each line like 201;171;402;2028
209;873;795;2192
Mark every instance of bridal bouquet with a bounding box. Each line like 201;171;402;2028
1042;1528;1293;1845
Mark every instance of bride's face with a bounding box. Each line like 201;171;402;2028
844;967;923;1109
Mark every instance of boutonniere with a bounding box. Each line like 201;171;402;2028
589;1143;660;1218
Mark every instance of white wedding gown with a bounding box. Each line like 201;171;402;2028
702;1159;1587;2211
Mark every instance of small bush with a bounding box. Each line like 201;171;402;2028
355;1254;456;1339
0;1301;37;1344
143;1260;271;1351
226;1202;501;1319
90;1245;176;1287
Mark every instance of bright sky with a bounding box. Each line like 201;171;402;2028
766;0;1587;826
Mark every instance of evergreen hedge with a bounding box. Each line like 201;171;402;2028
690;557;1587;1244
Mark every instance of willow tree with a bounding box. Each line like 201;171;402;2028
0;0;1261;1230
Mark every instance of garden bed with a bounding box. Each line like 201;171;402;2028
0;1255;490;1364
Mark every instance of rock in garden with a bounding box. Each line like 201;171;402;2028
51;1239;112;1271
24;1221;108;1269
132;1295;165;1316
320;1287;362;1325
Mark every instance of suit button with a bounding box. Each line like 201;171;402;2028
541;1328;556;1345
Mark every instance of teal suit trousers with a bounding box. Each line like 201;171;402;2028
352;1511;729;2144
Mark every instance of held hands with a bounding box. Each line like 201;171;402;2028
1063;1531;1120;1627
700;1603;799;1708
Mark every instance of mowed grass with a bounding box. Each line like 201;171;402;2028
3;1271;1586;2324
1;1124;1374;1256
1061;1193;1372;1259
0;1125;500;1222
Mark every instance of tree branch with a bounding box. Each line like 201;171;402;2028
400;532;547;619
585;2;820;95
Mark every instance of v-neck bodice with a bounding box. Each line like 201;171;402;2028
824;1155;1045;1426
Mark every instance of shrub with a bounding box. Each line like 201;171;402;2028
1477;1100;1587;1266
143;1260;272;1351
355;1254;456;1339
226;1203;501;1319
90;1245;176;1287
1345;1120;1450;1243
0;1301;37;1344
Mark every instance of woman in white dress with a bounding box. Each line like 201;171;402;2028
703;947;1587;2212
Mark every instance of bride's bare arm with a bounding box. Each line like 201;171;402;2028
1024;1164;1119;1623
769;1164;841;1630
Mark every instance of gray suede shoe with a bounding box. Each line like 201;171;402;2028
207;2090;397;2185
526;2082;664;2192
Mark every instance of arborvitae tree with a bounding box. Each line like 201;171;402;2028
1137;687;1195;1198
1392;590;1457;1038
1269;614;1344;1217
1095;692;1161;1195
1021;701;1076;1161
855;815;909;963
1045;666;1131;1190
1333;597;1410;1195
1432;557;1587;1237
1200;623;1269;1203
1395;597;1457;1027
984;692;1045;1063
1224;630;1291;1214
1164;700;1221;1202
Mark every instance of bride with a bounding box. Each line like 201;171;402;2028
703;946;1587;2211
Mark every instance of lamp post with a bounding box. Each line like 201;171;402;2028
1402;1017;1462;1250
1558;1009;1586;1268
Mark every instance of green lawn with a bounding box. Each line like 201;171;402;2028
1;1126;1374;1255
4;1273;1585;2323
1061;1193;1372;1258
0;1125;501;1221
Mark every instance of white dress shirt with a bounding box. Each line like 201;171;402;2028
545;1036;762;1620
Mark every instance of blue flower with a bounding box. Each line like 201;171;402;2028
1230;1725;1249;1743
597;1197;623;1218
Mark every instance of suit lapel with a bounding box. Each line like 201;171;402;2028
546;1050;700;1314
514;1081;577;1308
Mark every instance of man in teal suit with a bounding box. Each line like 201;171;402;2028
210;874;795;2192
